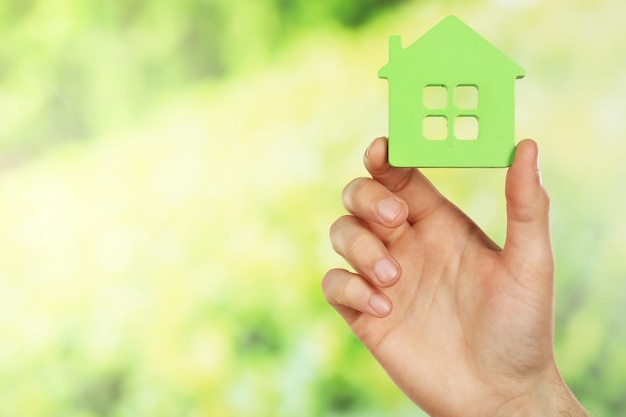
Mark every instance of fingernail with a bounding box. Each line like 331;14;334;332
369;293;391;316
377;198;402;224
374;258;398;284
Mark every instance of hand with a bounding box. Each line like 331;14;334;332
322;137;588;417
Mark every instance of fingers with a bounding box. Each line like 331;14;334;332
330;215;401;287
364;137;447;224
322;268;392;320
503;139;553;274
342;177;410;243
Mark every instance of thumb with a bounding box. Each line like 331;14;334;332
503;139;553;272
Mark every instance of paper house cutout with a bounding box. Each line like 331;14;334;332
378;16;525;167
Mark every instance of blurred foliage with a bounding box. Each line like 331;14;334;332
0;0;410;161
1;0;626;416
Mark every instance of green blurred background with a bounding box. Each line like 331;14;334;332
1;0;625;415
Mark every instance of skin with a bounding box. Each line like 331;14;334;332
322;137;589;417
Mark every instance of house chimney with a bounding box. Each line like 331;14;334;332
389;35;402;60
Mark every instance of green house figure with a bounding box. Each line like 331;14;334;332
379;16;525;167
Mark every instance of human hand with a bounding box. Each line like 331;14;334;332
323;137;588;417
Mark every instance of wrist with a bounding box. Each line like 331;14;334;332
495;364;589;417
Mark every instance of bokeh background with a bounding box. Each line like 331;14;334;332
1;0;625;415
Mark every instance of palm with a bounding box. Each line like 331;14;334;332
347;202;554;417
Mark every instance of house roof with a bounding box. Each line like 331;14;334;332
379;15;525;80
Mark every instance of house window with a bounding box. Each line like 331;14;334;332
423;85;448;109
423;116;447;140
455;116;479;140
454;85;479;109
422;84;480;140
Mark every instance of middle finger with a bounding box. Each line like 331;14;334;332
342;177;410;244
330;215;402;288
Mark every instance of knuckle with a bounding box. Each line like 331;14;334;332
330;215;372;257
541;188;551;208
345;230;370;258
321;269;366;309
329;215;349;238
337;275;364;306
536;184;551;215
386;167;415;193
329;215;353;253
342;177;369;212
321;269;337;301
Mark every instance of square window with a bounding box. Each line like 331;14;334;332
454;85;479;109
423;85;448;109
423;116;448;140
454;116;479;140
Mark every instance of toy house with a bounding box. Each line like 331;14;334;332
378;15;525;167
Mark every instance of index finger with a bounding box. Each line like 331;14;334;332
364;137;447;224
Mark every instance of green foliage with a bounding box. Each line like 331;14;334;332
0;0;411;160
